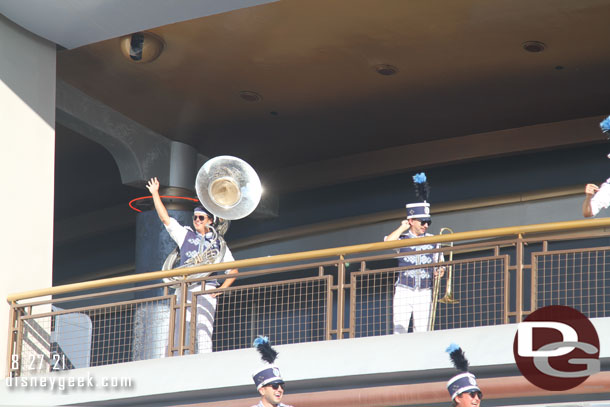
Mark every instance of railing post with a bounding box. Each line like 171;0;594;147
7;305;24;377
166;292;176;357
336;255;346;339
178;281;188;355
325;269;333;341
516;234;524;322
347;261;366;338
5;303;17;377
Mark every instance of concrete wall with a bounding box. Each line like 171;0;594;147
1;319;608;406
0;15;56;373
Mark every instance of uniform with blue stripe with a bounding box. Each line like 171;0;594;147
179;227;224;287
396;231;442;290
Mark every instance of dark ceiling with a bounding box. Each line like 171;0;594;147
53;0;610;239
57;0;610;165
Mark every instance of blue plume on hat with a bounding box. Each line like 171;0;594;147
446;343;480;400
446;343;469;372
253;335;278;364
252;336;284;389
600;115;610;135
412;172;430;202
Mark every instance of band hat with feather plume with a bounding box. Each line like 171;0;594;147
598;115;610;159
407;172;431;221
600;115;610;136
252;336;284;389
406;202;431;220
446;343;481;400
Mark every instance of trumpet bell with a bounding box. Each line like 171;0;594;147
438;294;459;304
195;155;262;220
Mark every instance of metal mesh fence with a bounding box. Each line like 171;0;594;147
213;276;330;351
18;316;53;376
9;238;610;376
433;256;507;330
534;247;610;317
352;256;507;336
352;269;394;337
15;298;172;376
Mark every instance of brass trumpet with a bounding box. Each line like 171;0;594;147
428;227;458;331
438;227;459;305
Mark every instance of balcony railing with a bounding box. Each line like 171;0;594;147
6;218;610;377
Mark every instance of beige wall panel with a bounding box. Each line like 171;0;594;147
0;15;56;375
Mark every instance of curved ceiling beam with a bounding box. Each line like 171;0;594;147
56;79;205;189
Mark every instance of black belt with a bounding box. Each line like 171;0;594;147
398;274;432;289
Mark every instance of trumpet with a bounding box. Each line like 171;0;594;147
438;227;459;305
428;227;458;331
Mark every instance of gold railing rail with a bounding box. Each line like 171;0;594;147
8;217;610;303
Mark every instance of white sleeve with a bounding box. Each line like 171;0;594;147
434;239;445;263
164;218;187;247
590;179;610;216
221;246;235;274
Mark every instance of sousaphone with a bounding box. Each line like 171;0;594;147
162;156;262;285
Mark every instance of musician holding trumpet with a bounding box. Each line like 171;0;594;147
146;177;238;354
384;173;445;333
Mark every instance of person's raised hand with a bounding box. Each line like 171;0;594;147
147;177;160;194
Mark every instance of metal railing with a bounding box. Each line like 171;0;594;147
7;218;610;376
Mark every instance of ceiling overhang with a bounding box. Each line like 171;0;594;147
0;0;277;49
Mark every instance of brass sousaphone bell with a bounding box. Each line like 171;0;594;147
195;155;262;221
162;155;262;284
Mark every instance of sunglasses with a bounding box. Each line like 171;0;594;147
415;219;431;226
463;391;482;400
266;382;285;390
193;215;208;221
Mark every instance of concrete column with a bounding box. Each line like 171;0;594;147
132;143;199;360
0;16;56;373
132;205;194;360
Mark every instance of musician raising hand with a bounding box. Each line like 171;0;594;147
146;177;238;354
384;173;444;334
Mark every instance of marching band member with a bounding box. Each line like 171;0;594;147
583;116;610;218
385;172;444;333
146;177;238;354
251;336;293;407
446;343;483;407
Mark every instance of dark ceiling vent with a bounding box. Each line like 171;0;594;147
375;64;398;76
522;41;546;53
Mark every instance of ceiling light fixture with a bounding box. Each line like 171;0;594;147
375;64;398;76
522;41;546;53
239;91;263;102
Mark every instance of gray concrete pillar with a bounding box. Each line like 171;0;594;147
132;142;199;360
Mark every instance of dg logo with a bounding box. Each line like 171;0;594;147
513;305;600;391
